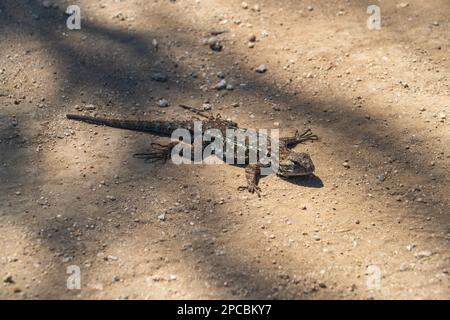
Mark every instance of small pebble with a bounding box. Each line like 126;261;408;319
208;37;223;52
151;73;168;82
255;64;267;73
415;251;433;259
396;2;409;8
3;275;14;284
42;0;52;8
399;262;410;272
214;79;227;90
158;99;169;108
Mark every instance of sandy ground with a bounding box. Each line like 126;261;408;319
0;0;449;299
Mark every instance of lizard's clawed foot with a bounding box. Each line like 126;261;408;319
295;129;318;144
133;142;174;163
238;184;262;197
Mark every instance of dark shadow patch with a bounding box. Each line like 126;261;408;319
281;174;324;189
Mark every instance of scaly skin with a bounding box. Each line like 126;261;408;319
66;108;317;195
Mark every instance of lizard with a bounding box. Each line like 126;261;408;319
66;105;318;195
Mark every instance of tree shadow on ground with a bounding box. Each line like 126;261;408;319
0;0;448;299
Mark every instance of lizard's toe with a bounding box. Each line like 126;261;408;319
238;184;261;196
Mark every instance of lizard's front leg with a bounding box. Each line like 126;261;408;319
238;163;262;196
133;141;178;163
281;129;318;148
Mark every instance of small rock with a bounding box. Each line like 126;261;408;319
396;2;409;8
3;275;14;284
84;104;96;111
169;274;177;281
248;34;256;42
158;213;166;221
151;73;168;82
342;161;350;169
307;6;314;11
399;262;410;271
158;99;169;108
241;2;248;9
208;36;223;52
252;4;261;12
214;79;227;90
377;173;386;182
415;251;433;259
42;0;52;8
399;80;409;88
255;64;267;73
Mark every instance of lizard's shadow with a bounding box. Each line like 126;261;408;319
227;164;324;188
280;174;324;188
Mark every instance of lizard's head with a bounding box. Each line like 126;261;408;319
277;152;315;177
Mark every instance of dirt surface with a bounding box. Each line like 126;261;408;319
0;0;449;299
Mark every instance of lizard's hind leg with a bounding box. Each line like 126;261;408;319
237;163;262;196
133;142;177;163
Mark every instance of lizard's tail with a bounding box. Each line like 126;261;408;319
66;114;171;135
